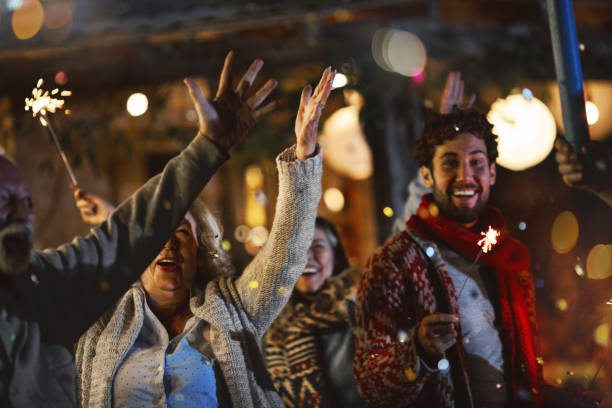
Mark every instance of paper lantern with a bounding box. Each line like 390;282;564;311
487;94;556;171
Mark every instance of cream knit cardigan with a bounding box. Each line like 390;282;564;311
75;145;322;408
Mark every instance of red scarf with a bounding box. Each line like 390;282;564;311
407;194;542;407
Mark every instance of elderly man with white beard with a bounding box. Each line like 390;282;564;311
0;51;280;407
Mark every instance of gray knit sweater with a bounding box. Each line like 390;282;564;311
75;145;322;408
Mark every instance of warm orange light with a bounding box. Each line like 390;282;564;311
586;244;612;280
12;0;44;40
551;211;579;254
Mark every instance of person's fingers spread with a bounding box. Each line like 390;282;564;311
253;100;280;122
247;79;278;109
216;51;235;99
236;59;264;96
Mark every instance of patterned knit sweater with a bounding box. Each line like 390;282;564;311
264;267;361;408
353;195;543;408
75;145;322;408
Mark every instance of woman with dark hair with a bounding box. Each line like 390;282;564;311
263;216;366;408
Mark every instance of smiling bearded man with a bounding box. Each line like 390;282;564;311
353;108;600;408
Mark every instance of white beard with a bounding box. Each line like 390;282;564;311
0;222;33;276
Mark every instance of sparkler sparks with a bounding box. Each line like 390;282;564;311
477;226;500;254
458;226;501;299
24;78;78;186
24;78;71;126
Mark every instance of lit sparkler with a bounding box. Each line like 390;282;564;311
476;226;500;256
457;226;500;299
24;79;77;185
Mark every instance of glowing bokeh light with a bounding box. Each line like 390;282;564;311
384;30;426;77
247;226;269;247
551;211;579;254
487;94;556;171
126;92;148;117
574;262;585;277
585;101;599;125
249;280;259;289
383;206;394;218
332;73;348;89
43;1;72;29
320;100;373;180
586;244;612;279
593;323;610;347
12;0;44;40
221;239;231;251
371;28;394;72
437;358;450;372
7;0;23;10
556;298;568;312
54;71;67;85
234;225;250;243
245;165;264;189
323;187;345;212
518;221;527;231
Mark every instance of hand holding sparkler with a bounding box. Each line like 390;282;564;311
417;313;459;363
70;185;115;226
24;78;77;186
183;51;279;153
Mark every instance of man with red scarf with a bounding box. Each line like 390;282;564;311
353;108;600;408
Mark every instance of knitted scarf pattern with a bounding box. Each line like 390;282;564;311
264;267;359;408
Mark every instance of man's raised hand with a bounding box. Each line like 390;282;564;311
184;51;279;153
294;67;335;160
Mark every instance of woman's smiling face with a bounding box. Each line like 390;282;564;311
295;226;335;295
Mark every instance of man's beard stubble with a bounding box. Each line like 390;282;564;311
431;181;489;225
0;222;33;276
